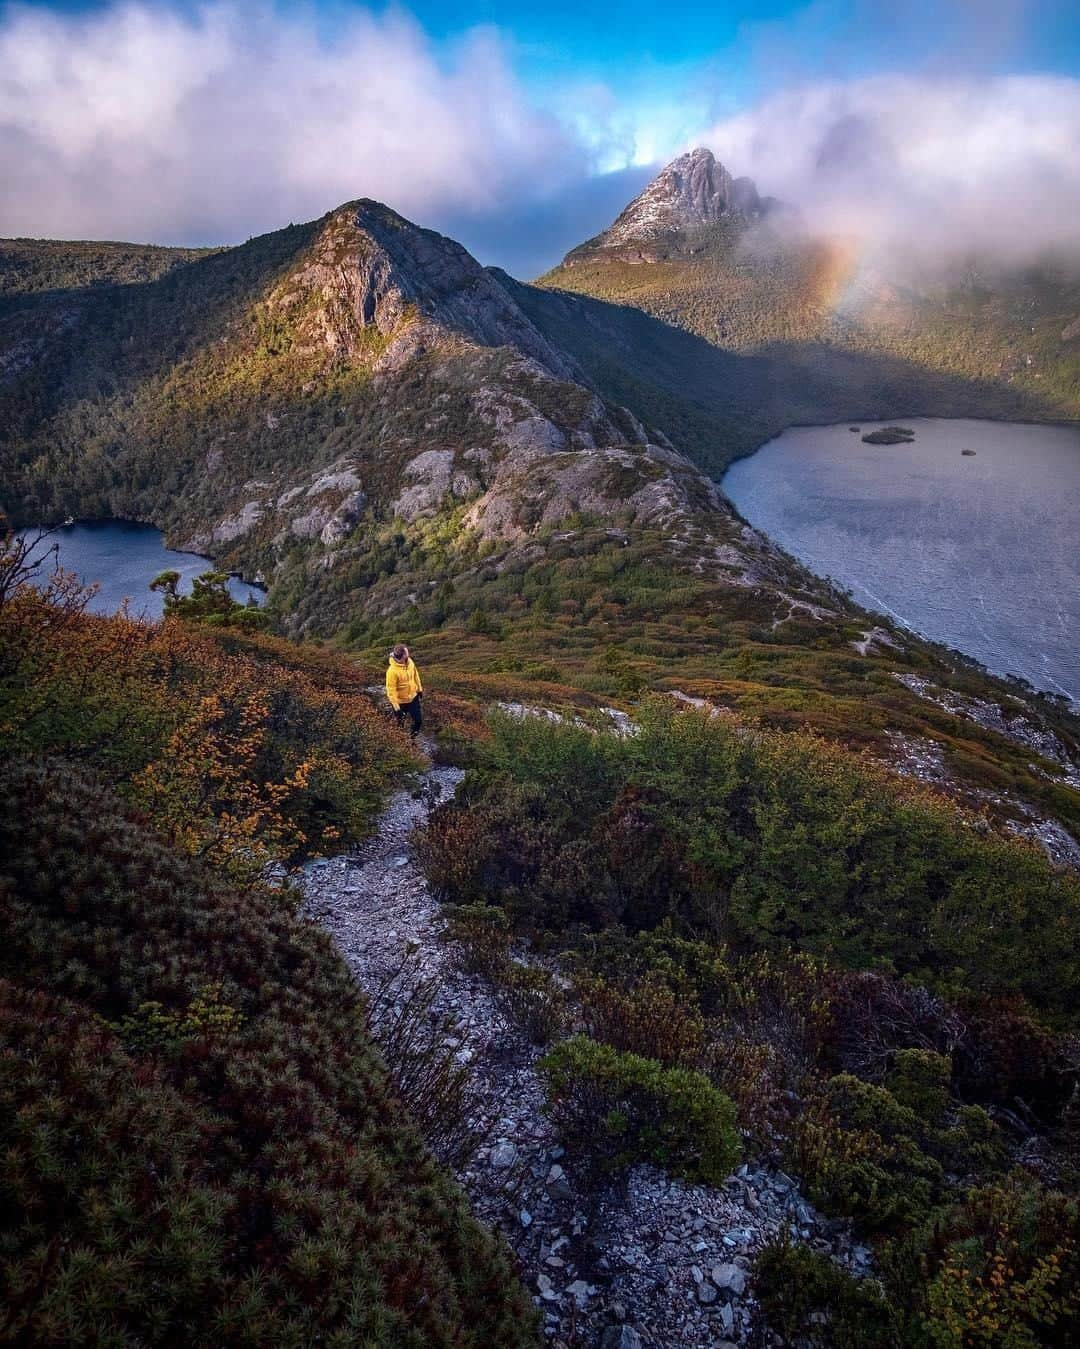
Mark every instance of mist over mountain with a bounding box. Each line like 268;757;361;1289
702;74;1080;276
542;146;1080;437
5;2;1079;281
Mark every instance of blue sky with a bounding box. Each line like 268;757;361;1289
21;0;1080;84
3;0;1080;273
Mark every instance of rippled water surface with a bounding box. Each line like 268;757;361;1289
722;419;1080;701
27;520;264;619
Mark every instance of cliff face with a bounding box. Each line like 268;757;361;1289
562;148;768;265
268;202;581;381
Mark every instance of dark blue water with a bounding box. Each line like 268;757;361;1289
25;519;263;619
723;419;1080;702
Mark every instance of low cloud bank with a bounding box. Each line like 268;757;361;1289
4;2;1078;278
703;74;1080;270
0;0;610;275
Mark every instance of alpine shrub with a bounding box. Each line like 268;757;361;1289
539;1035;740;1186
754;1236;900;1348
0;759;537;1347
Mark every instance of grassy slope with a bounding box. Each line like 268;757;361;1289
295;497;1079;841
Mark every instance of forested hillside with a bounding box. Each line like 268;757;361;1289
539;150;1080;468
0;237;218;298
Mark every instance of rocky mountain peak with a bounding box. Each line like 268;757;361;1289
637;148;737;226
561;147;765;265
274;199;580;381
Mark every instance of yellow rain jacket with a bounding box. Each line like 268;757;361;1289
385;655;423;711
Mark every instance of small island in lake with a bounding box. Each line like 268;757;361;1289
862;425;916;445
962;448;977;456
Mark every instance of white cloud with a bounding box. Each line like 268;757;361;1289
3;2;1078;279
700;74;1080;268
0;0;597;255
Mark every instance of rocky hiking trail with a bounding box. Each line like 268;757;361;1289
298;739;870;1349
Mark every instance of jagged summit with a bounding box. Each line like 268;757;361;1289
561;147;767;265
287;199;580;382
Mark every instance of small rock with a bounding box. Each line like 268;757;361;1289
536;1273;559;1302
520;1209;533;1228
719;1302;735;1334
546;1165;573;1201
565;1280;592;1308
711;1263;747;1296
490;1141;518;1170
697;1282;718;1305
601;1329;642;1349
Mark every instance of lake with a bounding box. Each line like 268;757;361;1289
722;418;1080;702
23;519;264;619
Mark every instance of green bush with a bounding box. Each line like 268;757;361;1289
759;1178;1080;1348
888;1049;952;1121
793;1073;1007;1233
539;1035;740;1185
905;1175;1080;1347
754;1236;900;1348
428;702;1080;1021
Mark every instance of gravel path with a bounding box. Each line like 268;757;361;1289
298;742;868;1348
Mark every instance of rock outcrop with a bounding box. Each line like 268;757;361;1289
266;200;581;383
562;148;769;264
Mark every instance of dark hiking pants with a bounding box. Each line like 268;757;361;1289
396;696;422;738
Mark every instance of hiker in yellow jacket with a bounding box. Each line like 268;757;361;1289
385;643;424;739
